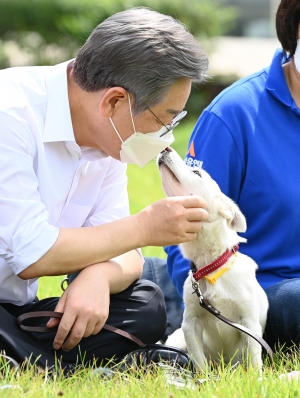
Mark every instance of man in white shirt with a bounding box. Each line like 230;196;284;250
0;8;208;366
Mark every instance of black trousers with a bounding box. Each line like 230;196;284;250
0;279;167;366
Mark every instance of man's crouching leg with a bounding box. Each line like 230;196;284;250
58;279;167;366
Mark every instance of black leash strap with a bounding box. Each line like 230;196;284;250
192;281;273;359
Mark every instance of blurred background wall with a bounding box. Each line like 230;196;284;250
0;0;282;119
220;0;279;37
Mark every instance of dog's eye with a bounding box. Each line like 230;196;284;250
192;170;202;177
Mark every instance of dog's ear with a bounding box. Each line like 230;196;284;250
215;194;247;232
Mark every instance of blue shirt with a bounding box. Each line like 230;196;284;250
166;49;300;296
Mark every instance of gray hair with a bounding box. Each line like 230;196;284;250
73;7;208;113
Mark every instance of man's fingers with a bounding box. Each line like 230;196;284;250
53;312;76;350
56;313;107;351
54;294;66;313
46;317;60;328
90;319;106;336
186;208;208;222
185;232;198;241
61;316;105;350
185;221;203;232
177;195;207;209
61;318;87;351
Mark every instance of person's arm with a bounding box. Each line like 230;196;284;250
0;113;60;278
19;194;207;279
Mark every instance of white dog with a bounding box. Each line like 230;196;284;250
157;147;268;372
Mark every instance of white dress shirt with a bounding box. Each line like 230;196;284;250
0;61;130;305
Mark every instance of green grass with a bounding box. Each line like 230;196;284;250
16;118;300;396
1;350;300;397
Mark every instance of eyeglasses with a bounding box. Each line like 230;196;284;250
146;107;187;137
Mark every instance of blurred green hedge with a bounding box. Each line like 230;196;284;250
0;0;237;117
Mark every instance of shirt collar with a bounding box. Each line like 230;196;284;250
80;146;109;160
43;60;75;143
266;48;297;111
43;60;111;161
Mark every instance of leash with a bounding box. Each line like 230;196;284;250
191;279;273;359
16;311;194;372
16;311;145;347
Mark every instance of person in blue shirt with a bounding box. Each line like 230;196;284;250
160;0;300;350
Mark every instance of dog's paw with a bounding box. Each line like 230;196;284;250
166;328;187;351
279;371;300;381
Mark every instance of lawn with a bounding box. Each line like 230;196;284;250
1;349;300;397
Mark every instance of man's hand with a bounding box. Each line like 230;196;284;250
136;196;208;247
46;264;110;351
46;250;142;351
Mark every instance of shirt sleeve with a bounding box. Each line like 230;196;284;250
83;158;130;227
83;159;143;259
0;112;59;275
165;109;245;297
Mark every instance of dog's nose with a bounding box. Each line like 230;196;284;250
161;147;172;154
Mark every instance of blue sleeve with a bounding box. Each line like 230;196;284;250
164;245;189;298
166;108;245;297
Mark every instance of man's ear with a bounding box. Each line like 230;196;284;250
99;87;128;118
214;194;247;232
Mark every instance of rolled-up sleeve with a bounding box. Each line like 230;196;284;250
0;112;59;274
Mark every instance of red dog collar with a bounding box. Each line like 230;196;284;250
190;245;239;282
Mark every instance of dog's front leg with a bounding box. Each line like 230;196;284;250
241;323;263;373
182;318;207;372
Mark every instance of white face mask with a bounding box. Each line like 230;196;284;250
294;39;300;73
109;94;186;168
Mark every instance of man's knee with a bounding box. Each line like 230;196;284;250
134;279;167;343
264;279;300;348
265;279;300;315
142;257;184;339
